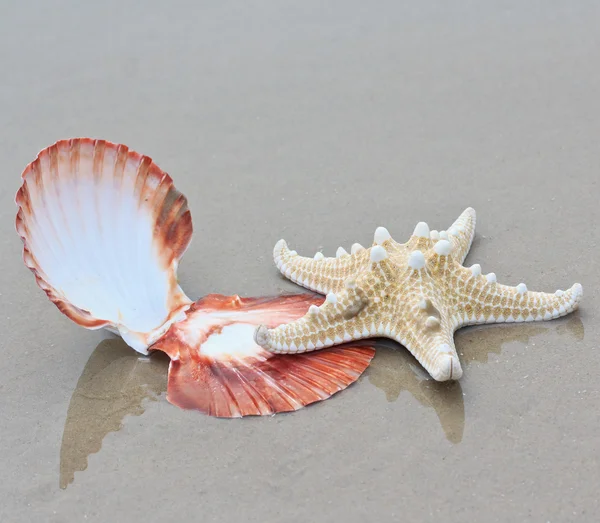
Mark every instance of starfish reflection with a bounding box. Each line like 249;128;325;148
366;315;584;444
367;340;465;444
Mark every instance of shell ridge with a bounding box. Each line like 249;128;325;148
238;358;302;412
260;359;324;404
207;361;242;417
222;361;269;416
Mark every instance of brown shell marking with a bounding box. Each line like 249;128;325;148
152;294;376;417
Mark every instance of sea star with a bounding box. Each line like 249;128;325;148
254;208;583;381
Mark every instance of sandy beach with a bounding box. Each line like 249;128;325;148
1;1;598;521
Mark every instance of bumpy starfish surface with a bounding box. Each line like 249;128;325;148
254;208;583;381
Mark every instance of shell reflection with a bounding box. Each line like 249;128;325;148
59;338;168;489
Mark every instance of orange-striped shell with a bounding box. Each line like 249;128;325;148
15;139;193;353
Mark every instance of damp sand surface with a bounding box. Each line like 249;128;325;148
1;2;599;522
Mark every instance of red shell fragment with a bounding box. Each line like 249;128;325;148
152;294;376;417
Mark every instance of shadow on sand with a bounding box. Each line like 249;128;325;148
59;316;584;487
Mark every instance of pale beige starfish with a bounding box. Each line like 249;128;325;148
254;208;583;381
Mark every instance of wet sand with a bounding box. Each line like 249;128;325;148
1;1;599;521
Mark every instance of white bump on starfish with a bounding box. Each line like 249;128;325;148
336;246;349;258
419;298;429;310
326;292;337;304
470;264;482;276
430;230;440;241
486;273;497;283
434;240;452;256
448;226;459;237
413;222;430;238
314;252;325;261
516;283;528;295
370;245;388;262
408;250;426;270
289;250;298;256
351;243;365;254
374;226;391;245
555;289;564;297
439;230;449;240
345;277;357;289
425;316;440;329
309;305;320;316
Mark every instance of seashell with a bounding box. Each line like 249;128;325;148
15;138;193;353
153;293;376;417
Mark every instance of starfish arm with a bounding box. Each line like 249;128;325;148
254;284;371;353
453;268;583;327
444;207;476;264
256;250;399;353
392;319;463;381
378;284;464;381
272;239;371;294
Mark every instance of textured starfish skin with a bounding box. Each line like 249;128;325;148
254;208;583;381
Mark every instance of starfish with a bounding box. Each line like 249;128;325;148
254;208;583;381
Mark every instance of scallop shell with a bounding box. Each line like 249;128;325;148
154;293;376;417
15;139;193;353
